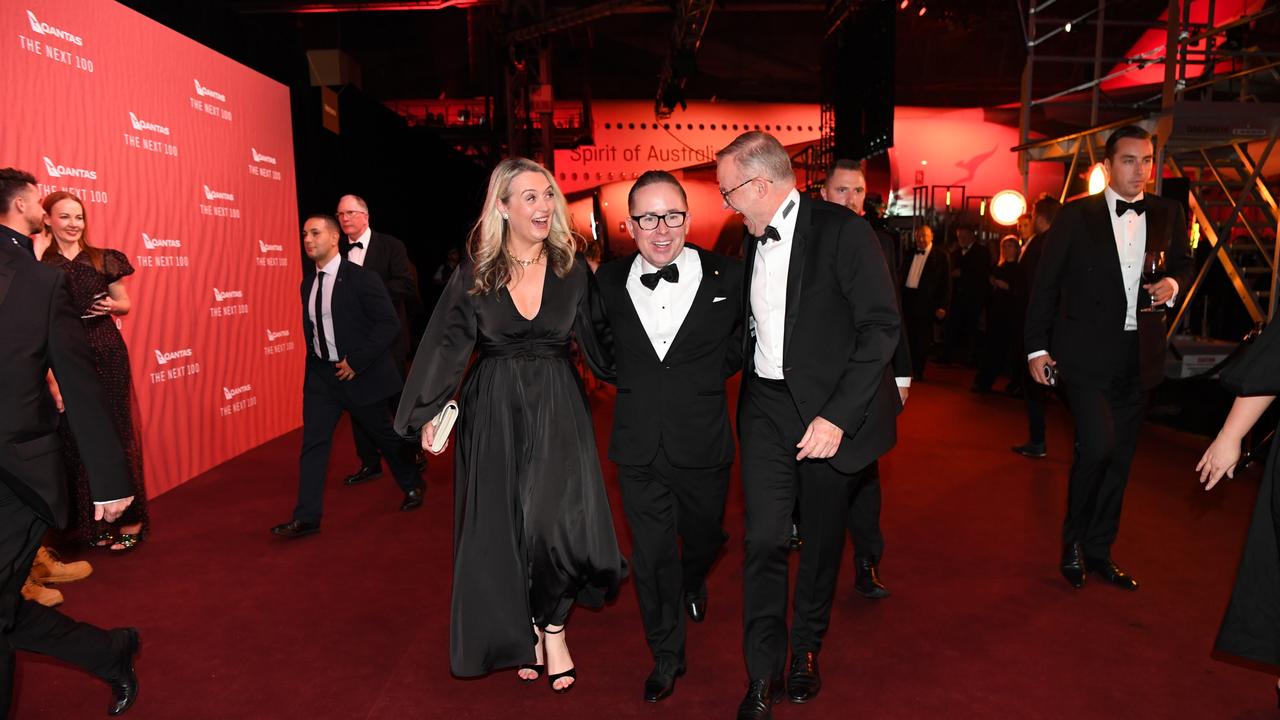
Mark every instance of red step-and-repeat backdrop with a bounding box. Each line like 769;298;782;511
1;0;303;497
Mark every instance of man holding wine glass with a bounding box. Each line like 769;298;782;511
1024;125;1192;591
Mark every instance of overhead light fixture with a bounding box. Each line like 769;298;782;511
990;189;1027;226
899;0;909;8
1065;21;1073;32
1088;162;1107;195
918;6;927;16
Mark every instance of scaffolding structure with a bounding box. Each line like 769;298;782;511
1014;0;1280;338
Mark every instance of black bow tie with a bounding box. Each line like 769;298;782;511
640;263;679;290
914;248;927;256
752;226;781;245
350;240;364;250
1115;198;1147;217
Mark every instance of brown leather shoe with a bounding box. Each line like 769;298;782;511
21;578;64;607
31;546;93;584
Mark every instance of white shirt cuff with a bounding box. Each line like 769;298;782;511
1166;278;1179;306
1027;350;1049;360
93;498;129;505
895;377;911;388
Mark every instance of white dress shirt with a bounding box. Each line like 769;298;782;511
308;254;341;361
750;188;801;380
904;243;932;289
346;227;372;267
626;246;702;361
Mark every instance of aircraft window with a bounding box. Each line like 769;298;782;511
787;125;793;131
698;124;705;130
764;125;771;131
808;126;815;131
572;173;579;180
640;123;647;129
663;123;670;130
559;173;566;180
604;123;611;129
676;123;682;129
733;124;739;130
754;124;761;130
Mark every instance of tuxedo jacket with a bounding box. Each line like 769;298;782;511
300;258;404;405
1025;192;1193;389
340;230;419;363
741;195;901;474
595;247;744;468
951;242;991;306
900;245;951;317
1012;232;1046;308
872;226;912;379
0;231;131;527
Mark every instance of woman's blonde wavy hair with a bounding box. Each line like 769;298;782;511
469;157;577;295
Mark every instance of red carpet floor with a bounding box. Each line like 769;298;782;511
12;364;1277;719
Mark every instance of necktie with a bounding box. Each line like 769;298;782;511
640;263;679;290
753;226;781;245
350;240;364;250
1115;198;1147;216
313;272;330;361
915;248;927;256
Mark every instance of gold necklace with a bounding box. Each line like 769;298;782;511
509;246;545;268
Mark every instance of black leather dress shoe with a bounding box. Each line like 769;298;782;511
400;485;425;512
684;584;708;623
786;651;821;703
107;627;140;716
787;523;803;551
343;464;382;486
1086;557;1139;591
643;664;685;703
853;557;890;599
736;677;784;720
271;520;320;539
1012;442;1047;459
1060;542;1086;588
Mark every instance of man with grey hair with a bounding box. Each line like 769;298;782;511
717;133;901;719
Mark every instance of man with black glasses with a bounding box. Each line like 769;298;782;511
593;170;743;703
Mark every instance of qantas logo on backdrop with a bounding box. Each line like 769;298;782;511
141;233;181;250
26;10;83;46
212;288;243;302
223;384;252;400
43;157;97;181
203;185;235;202
258;240;283;253
266;329;290;342
129;112;171;136
193;79;226;102
154;348;193;366
250;148;277;165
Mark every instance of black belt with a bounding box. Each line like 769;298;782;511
752;374;787;388
479;343;571;361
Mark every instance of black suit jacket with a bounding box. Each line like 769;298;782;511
951;242;992;305
1025;192;1193;389
900;245;951;317
300;257;404;405
741;195;901;474
872;226;912;380
340;230;419;363
1012;232;1046;307
596;247;744;468
0;228;131;527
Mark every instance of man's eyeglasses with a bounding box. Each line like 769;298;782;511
719;176;770;203
630;211;687;231
336;210;367;219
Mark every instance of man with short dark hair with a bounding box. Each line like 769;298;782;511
271;214;424;539
1012;195;1060;459
334;194;422;487
0;167;140;717
594;170;743;703
820;160;910;599
1026;125;1193;590
718;134;900;719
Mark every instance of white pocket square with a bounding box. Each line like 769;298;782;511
713;296;727;303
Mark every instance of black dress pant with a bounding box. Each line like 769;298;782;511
902;289;934;379
617;450;729;669
295;358;421;525
846;461;884;561
351;391;417;471
1023;368;1047;445
1059;332;1146;558
739;376;859;681
0;480;125;717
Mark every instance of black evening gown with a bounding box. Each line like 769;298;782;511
395;256;625;677
43;249;149;542
1216;321;1280;666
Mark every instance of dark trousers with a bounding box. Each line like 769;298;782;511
1059;332;1146;558
944;297;983;364
295;359;421;525
846;461;884;560
351;391;416;470
902;289;934;379
739;376;859;680
0;480;125;718
617;451;729;669
1023;369;1047;445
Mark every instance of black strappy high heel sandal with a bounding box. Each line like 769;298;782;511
518;625;544;682
542;626;576;694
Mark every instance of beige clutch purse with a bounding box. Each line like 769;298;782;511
427;401;459;454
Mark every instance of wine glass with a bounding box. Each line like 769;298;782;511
1139;251;1166;313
